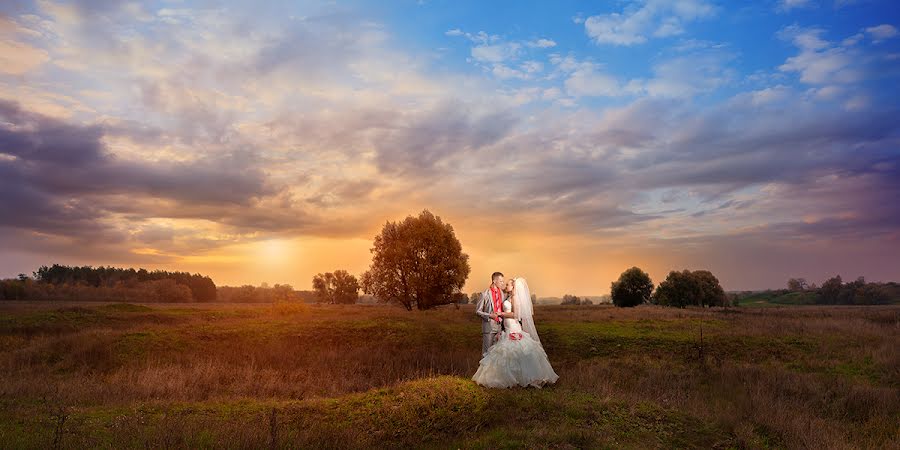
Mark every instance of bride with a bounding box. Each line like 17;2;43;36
472;277;559;388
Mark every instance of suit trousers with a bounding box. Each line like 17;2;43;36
481;326;501;357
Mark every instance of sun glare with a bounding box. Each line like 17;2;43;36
259;239;292;264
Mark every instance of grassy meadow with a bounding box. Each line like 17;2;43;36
0;301;897;449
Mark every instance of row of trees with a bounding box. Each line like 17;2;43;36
561;294;594;305
608;269;896;308
217;284;317;303
0;265;346;304
1;265;217;302
819;276;896;305
808;275;895;305
0;275;330;305
607;266;728;308
0;277;197;302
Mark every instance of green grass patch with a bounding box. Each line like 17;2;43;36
0;307;116;336
736;291;820;307
98;303;154;313
0;376;735;449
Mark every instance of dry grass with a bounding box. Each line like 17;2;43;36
0;301;897;449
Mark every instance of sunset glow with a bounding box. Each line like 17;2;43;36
1;1;898;295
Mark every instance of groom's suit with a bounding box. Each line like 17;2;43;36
475;287;507;357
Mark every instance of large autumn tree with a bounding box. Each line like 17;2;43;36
361;210;470;310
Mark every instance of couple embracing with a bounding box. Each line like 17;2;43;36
472;272;559;388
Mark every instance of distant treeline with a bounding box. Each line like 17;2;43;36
0;264;335;304
733;276;900;306
220;283;376;304
805;276;898;305
217;284;318;303
560;294;595;305
1;264;216;302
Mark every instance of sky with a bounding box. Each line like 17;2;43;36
1;0;899;296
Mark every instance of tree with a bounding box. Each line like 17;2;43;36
787;278;809;291
692;270;727;306
312;270;360;304
819;275;843;304
360;210;470;310
611;266;654;307
451;292;468;308
561;294;581;305
141;279;193;302
651;270;693;308
1;279;27;300
271;284;297;302
469;292;481;305
854;283;891;305
841;276;866;304
651;269;726;308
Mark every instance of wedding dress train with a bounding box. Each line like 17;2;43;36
472;297;559;388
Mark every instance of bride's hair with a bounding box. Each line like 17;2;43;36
505;277;517;292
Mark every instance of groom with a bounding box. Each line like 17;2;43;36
475;271;507;357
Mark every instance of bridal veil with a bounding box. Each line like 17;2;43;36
512;277;541;344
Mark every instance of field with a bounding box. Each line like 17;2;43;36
733;285;900;308
0;301;897;449
736;291;823;307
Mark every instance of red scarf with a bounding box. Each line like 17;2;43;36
490;286;502;323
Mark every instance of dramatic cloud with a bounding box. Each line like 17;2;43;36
370;99;520;175
0;100;275;204
1;1;898;293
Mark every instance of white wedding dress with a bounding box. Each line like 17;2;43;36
472;295;559;388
